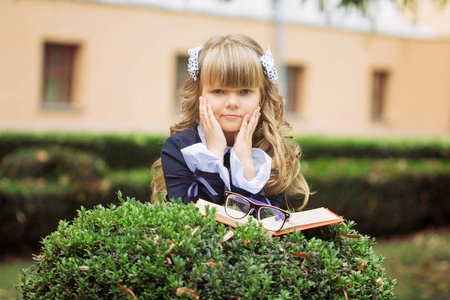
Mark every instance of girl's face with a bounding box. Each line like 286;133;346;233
201;83;261;134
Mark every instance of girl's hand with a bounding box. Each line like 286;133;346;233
199;96;227;160
233;106;261;180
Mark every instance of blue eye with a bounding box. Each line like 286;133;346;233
213;90;223;95
241;89;251;94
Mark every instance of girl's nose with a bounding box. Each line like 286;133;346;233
225;94;239;109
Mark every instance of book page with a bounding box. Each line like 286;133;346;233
282;208;341;229
196;199;343;234
195;199;250;227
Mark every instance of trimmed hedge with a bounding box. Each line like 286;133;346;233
17;195;396;299
307;175;450;236
0;146;112;255
104;158;450;237
302;158;450;236
0;146;107;182
3;158;443;252
0;132;166;170
294;136;450;160
1;133;448;256
0;132;448;170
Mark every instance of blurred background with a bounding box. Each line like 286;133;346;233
0;0;449;299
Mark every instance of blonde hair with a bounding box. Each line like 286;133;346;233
151;34;309;210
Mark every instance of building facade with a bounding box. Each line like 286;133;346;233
1;0;449;136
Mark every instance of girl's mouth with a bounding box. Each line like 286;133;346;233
223;114;240;119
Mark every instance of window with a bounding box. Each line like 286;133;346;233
41;42;78;108
286;65;305;113
175;55;189;110
371;70;389;121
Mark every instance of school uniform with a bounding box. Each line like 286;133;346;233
161;125;283;207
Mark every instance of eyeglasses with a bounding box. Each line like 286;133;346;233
224;191;290;232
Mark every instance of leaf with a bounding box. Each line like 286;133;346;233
202;261;217;268
243;240;249;247
32;255;46;261
118;284;136;299
176;287;199;299
340;233;361;239
294;252;309;259
202;261;223;269
376;278;384;291
191;226;200;236
300;260;308;274
343;289;349;300
229;296;242;300
163;240;175;256
163;256;173;267
356;257;367;270
219;230;234;244
144;234;159;243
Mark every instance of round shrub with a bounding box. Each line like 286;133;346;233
18;193;396;299
0;146;111;255
0;145;107;183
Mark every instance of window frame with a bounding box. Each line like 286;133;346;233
40;41;80;111
371;69;390;122
285;64;306;116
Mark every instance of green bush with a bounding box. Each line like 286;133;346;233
303;158;450;236
18;193;396;299
105;158;450;236
0;133;448;171
0;132;165;170
0;146;112;255
106;168;152;203
294;136;450;160
1;146;107;183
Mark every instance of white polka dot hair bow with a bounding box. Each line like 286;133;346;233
260;46;278;84
187;45;203;81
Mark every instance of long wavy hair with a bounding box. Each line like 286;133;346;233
151;34;309;210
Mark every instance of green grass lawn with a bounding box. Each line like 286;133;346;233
0;258;33;300
2;230;449;299
373;229;450;300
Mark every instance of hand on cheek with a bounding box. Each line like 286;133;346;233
233;106;261;180
199;97;227;160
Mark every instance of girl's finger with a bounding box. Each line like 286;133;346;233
200;97;212;128
240;114;250;132
206;103;214;118
247;107;260;133
199;97;206;125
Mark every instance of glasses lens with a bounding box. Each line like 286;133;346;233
225;194;251;219
258;207;286;231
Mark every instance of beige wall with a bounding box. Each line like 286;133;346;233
1;0;449;136
404;0;450;38
393;40;450;130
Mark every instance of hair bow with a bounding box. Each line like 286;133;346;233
187;45;203;81
260;46;278;84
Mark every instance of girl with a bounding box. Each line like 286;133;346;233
151;34;309;210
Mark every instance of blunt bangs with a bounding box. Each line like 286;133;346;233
200;43;264;89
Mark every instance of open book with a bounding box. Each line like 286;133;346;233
195;199;344;236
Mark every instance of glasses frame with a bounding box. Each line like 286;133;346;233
224;191;291;232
